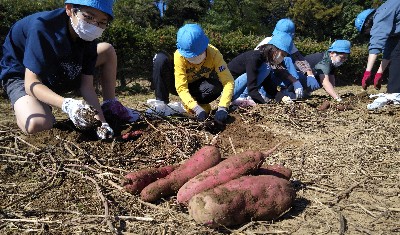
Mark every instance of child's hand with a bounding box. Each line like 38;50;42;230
96;123;114;139
293;81;303;99
306;75;320;90
61;98;99;130
193;105;208;121
214;107;228;124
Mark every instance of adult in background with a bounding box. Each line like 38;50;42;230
151;24;234;124
0;0;140;139
355;0;400;92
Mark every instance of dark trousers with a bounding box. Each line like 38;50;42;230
387;38;400;93
152;52;223;104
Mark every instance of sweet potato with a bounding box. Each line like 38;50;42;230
188;175;296;227
122;165;177;195
256;164;292;180
140;145;221;202
177;144;279;204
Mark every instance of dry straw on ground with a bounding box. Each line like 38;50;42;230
0;85;399;234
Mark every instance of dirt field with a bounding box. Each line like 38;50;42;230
0;83;399;235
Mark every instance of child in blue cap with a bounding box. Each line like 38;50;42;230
228;32;295;107
355;0;400;92
0;0;140;139
151;24;234;124
300;40;351;101
237;18;320;103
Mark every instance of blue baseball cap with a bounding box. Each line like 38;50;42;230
268;32;293;54
65;0;114;19
328;40;351;54
355;9;375;32
176;24;209;58
272;18;295;38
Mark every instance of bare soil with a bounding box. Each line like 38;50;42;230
0;84;399;234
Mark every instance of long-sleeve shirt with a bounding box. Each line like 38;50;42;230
174;44;234;109
369;0;400;55
228;50;267;104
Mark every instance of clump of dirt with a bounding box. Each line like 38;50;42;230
0;85;399;234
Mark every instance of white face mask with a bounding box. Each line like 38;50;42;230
331;54;343;67
186;52;206;64
272;52;284;65
70;17;105;41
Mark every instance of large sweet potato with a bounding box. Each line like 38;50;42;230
122;165;177;195
177;144;279;204
255;164;292;180
188;175;296;227
140;145;221;202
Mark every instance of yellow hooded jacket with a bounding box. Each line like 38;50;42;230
174;44;234;110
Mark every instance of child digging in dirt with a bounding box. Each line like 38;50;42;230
228;32;294;107
299;40;352;102
0;0;140;139
232;18;320;104
150;23;234;125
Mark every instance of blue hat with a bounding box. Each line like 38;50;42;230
328;40;351;54
176;24;209;58
65;0;114;19
355;9;375;32
268;32;293;54
272;18;295;38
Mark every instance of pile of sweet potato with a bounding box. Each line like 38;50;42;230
122;144;296;228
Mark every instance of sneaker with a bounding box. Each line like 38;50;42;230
231;97;256;108
101;100;140;123
275;90;296;102
145;99;186;116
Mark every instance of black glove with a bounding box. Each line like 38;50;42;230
214;107;228;124
193;105;207;121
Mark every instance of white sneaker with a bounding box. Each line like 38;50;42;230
231;97;256;107
275;90;296;102
145;99;186;116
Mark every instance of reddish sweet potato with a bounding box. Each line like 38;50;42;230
122;165;177;195
177;144;279;204
140;145;221;202
255;164;292;180
188;175;296;227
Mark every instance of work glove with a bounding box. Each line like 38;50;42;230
193;105;207;121
361;71;372;90
61;98;98;130
373;73;383;90
293;80;304;99
306;75;320;91
96;123;114;140
214;107;228;124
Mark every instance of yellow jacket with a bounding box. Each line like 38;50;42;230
174;44;234;110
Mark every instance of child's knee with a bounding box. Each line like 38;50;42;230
19;116;54;134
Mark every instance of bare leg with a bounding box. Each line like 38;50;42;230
377;59;390;74
13;95;55;134
96;42;117;101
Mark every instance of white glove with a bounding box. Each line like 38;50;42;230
61;98;98;130
293;81;304;99
96;123;114;139
335;97;342;102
